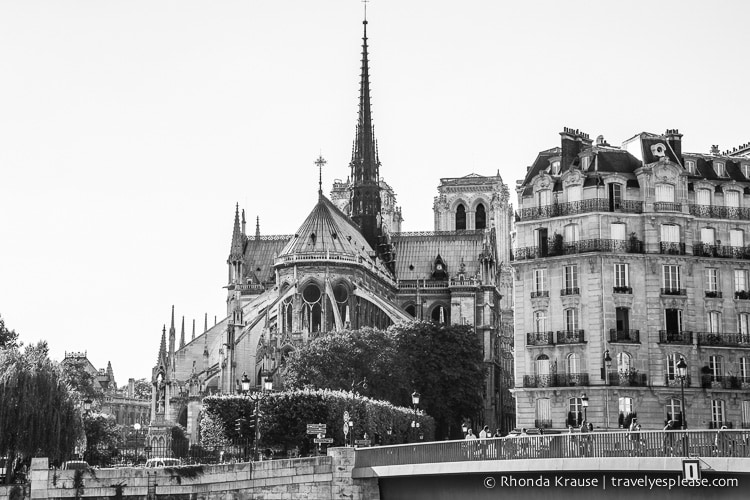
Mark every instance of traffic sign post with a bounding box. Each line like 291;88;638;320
314;438;334;444
307;423;327;435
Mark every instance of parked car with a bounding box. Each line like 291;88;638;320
61;461;90;471
145;458;181;468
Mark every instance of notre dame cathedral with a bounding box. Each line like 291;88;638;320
148;17;515;449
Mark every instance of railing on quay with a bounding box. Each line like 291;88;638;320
353;430;750;469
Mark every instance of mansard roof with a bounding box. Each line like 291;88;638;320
243;235;290;283
391;229;488;281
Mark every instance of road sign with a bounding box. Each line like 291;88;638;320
354;439;371;446
343;423;349;436
314;438;334;444
683;459;701;481
307;423;327;434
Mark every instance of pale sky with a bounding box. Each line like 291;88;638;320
1;0;749;382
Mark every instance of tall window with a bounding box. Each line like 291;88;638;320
696;188;711;206
455;204;466;230
611;222;626;240
726;190;740;208
660;224;680;243
666;353;685;381
533;268;547;294
730;229;744;248
564;265;578;292
616;307;630;332
534;311;547;333
715;162;726;177
567;353;581;374
685;160;696;174
609;183;622;210
743;401;750;427
564;224;580;243
665;309;682;333
617;352;631;373
656;183;675;202
662;265;681;291
568;397;583;427
740;358;750;382
475;203;487;230
536;189;551;207
551;161;561;175
743;164;750;179
536;354;550;376
711;399;726;427
706;268;719;292
701;227;716;245
535;398;551;427
708;311;722;333
614;263;629;288
738;314;750;336
564;308;579;332
735;269;748;292
567;185;582;203
667;399;683;427
619;397;634;418
709;355;723;381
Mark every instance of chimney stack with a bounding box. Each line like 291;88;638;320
665;129;683;162
560;127;592;171
710;144;720;155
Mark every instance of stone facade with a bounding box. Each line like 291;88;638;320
513;127;750;432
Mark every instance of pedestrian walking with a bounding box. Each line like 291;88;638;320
663;420;676;456
715;425;730;457
628;418;640;456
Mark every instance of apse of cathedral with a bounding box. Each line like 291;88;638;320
150;17;516;444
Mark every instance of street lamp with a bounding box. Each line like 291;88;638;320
84;398;92;413
264;379;273;392
581;393;589;423
241;372;251;394
461;422;468;436
411;391;420;443
133;423;141;465
677;356;688;430
604;350;612;429
348;420;354;447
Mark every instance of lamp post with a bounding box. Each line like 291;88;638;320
348;420;354;447
461;422;468;437
133;423;141;465
581;393;589;424
604;350;612;429
84;399;92;413
411;391;420;443
677;356;688;429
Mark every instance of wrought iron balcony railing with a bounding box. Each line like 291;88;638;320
689;204;750;221
607;370;647;386
660;241;686;255
704;291;722;298
696;332;750;347
701;375;746;389
654;201;682;212
736;290;750;300
517;198;643;221
556;330;586;344
609;329;640;343
709;421;733;429
693;243;750;260
530;290;549;298
526;331;555;346
613;286;632;294
665;374;691;387
523;373;589;388
659;330;692;344
660;288;687;296
560;287;579;296
514;238;644;260
534;419;552;429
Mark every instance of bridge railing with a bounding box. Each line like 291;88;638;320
353;430;750;468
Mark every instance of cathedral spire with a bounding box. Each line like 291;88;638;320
229;203;244;260
157;325;167;364
168;306;176;360
180;316;185;349
349;15;382;251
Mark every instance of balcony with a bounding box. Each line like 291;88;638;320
609;329;640;343
517;198;643;221
534;419;552;429
526;331;555;346
523;373;589;388
607;370;647;386
530;290;549;298
659;241;686;255
696;332;750;348
660;288;686;296
709;421;734;429
701;375;746;389
514;237;644;261
665;374;692;387
736;290;750;300
689;204;750;221
613;286;632;294
659;330;692;344
560;287;579;296
693;243;750;260
556;329;586;344
704;290;723;298
654;201;682;212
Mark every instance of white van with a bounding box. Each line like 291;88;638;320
144;458;181;468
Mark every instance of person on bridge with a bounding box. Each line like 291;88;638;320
628;418;641;456
479;426;490;439
663;420;677;456
465;429;477;440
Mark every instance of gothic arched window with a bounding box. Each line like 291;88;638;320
476;203;487;230
456;204;466;230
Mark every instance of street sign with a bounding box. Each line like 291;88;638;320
307;423;327;434
314;438;334;444
343;411;349;422
354;439;371;446
343;423;349;436
682;459;701;481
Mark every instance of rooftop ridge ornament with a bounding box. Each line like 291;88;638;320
315;154;327;197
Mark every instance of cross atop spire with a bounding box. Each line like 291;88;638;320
315;154;327;197
363;0;369;21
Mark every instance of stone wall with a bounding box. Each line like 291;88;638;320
0;448;378;500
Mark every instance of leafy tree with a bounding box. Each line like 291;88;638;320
60;358;100;404
0;341;81;483
282;328;407;402
82;412;121;466
391;321;484;439
132;378;152;400
0;315;20;350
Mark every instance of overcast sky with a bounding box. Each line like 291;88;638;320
1;0;749;382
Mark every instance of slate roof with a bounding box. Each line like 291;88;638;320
391;230;487;280
277;194;393;276
243;236;290;283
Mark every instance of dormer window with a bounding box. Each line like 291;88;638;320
742;164;750;179
581;156;591;171
551;161;561;175
685;160;696;174
715;162;726;177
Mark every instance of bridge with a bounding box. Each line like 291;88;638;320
353;430;750;500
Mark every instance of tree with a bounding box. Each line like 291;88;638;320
0;341;82;483
282;328;407;402
60;358;100;404
0;315;20;350
82;412;121;466
131;378;152;400
391;321;484;439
